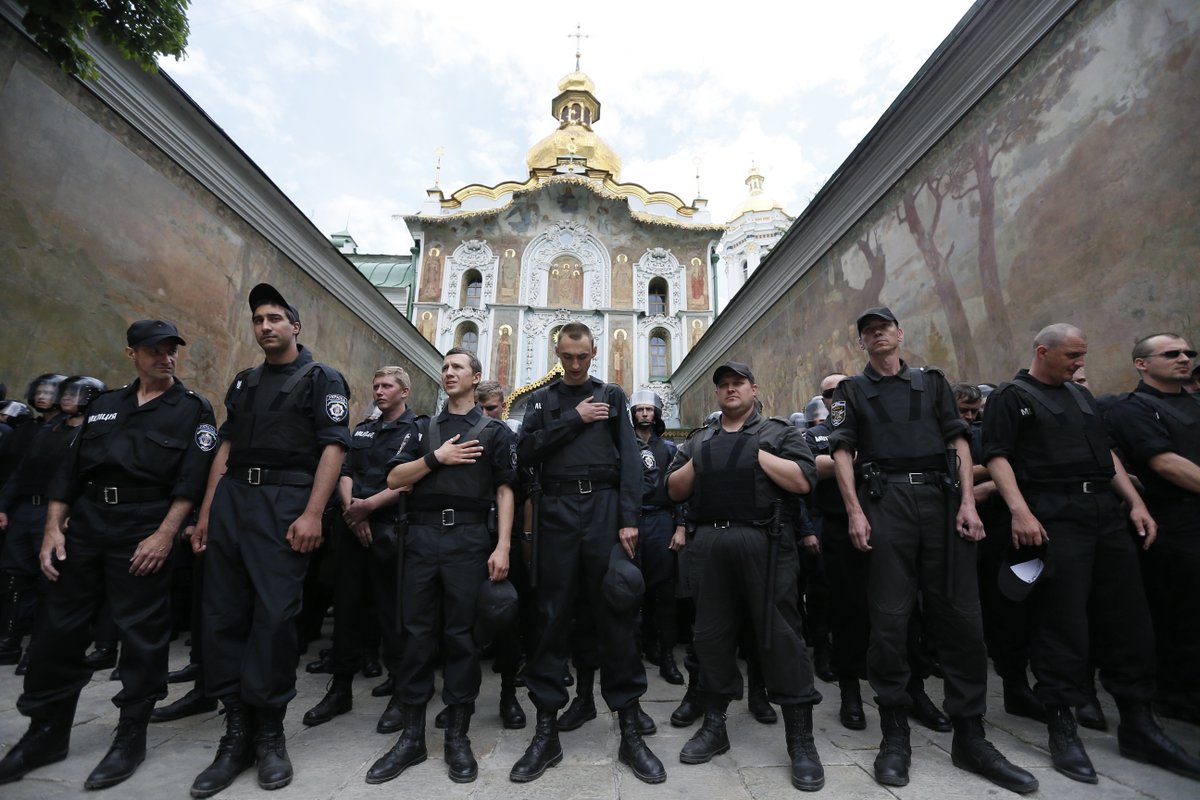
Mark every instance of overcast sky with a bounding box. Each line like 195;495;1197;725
163;0;978;255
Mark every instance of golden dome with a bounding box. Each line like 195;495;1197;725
526;124;622;179
728;163;783;220
557;71;595;94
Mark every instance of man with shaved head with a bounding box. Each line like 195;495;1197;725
983;324;1200;784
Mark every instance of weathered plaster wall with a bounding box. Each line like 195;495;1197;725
0;24;440;416
678;0;1200;424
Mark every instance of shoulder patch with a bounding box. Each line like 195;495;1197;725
830;400;847;427
195;423;218;452
641;449;657;470
325;394;349;422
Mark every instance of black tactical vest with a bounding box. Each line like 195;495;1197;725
804;423;845;516
644;436;676;508
412;411;497;511
688;418;787;522
1008;376;1112;483
12;418;80;495
540;381;620;481
227;361;321;471
852;368;946;470
1126;388;1200;501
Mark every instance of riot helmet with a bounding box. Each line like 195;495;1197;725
629;389;665;435
789;412;806;428
58;376;107;414
804;395;828;425
25;373;67;411
0;400;34;425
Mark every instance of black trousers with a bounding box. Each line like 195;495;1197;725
394;521;491;706
0;500;46;575
203;479;310;709
329;516;402;677
494;535;534;676
1140;512;1200;695
19;532;171;717
823;514;868;679
638;509;678;651
1026;490;1155;706
691;522;820;705
861;482;987;716
525;489;646;713
976;500;1035;682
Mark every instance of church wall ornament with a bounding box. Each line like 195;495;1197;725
520;221;610;308
520;309;603;384
634;247;683;313
445;239;497;305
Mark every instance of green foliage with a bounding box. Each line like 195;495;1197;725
19;0;189;80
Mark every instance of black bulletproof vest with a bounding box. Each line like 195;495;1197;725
412;412;495;510
645;436;675;508
13;418;80;495
852;368;945;470
227;361;321;471
540;382;620;480
805;423;845;516
689;420;780;521
1128;389;1200;499
348;413;420;498
1009;376;1112;483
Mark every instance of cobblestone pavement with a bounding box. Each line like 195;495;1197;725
1;638;1197;799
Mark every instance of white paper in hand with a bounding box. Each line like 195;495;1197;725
1010;558;1044;584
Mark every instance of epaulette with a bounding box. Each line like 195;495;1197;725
921;365;947;378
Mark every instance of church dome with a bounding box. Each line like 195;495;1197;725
728;163;783;220
526;70;621;179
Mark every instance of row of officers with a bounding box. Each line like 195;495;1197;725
0;293;1196;795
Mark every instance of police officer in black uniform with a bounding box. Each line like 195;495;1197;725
190;284;350;796
301;366;422;731
366;348;515;785
0;320;215;790
984;323;1200;783
830;307;1034;794
1108;333;1200;723
511;321;665;785
667;361;824;791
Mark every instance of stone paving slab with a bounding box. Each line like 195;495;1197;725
1;639;1197;798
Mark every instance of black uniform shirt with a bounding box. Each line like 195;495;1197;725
343;408;422;500
804;421;845;517
393;405;516;512
0;415;80;510
48;379;217;505
1108;381;1200;505
827;360;967;471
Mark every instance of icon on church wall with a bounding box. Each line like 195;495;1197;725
496;325;513;389
610;329;630;392
548;257;583;308
690;318;705;349
419;246;444;302
418;311;436;343
688;256;708;309
498;247;520;302
611;253;632;307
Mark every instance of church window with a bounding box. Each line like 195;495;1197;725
649;329;670;379
583;107;592;125
462;270;483;308
648;278;668;316
456;322;479;354
741;259;749;281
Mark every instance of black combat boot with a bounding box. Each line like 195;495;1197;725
1115;696;1200;781
0;700;75;785
152;685;217;722
908;678;951;732
1047;705;1097;783
812;642;836;684
85;701;152;790
635;700;657;735
782;703;825;791
671;663;702;727
252;706;293;790
167;662;201;683
302;674;353;726
1075;693;1108;731
499;670;526;729
950;715;1038;794
510;709;562;783
1002;677;1048;723
371;674;395;697
839;677;867;730
874;706;911;786
747;662;777;724
366;703;428;784
377;694;404;734
444;704;478;783
556;667;597;731
680;699;730;764
618;705;667;784
83;643;118;670
434;705;449;729
190;697;255;798
659;644;684;685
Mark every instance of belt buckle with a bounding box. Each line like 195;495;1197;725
577;480;592;495
247;467;262;486
31;495;42;506
441;508;455;526
908;472;925;484
102;487;119;505
1081;481;1102;494
713;520;731;529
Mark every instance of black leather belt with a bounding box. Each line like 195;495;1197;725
1029;480;1109;495
542;479;617;496
228;467;314;487
83;483;171;505
879;471;944;485
409;509;489;527
693;518;773;529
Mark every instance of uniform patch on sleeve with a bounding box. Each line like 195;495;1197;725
510;442;518;469
830;400;847;427
195;423;218;452
641;449;657;470
325;394;349;422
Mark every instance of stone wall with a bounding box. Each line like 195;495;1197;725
676;0;1200;424
0;21;441;417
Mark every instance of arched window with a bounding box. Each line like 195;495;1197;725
462;270;483;308
649;328;670;379
456;323;479;354
648;277;668;316
741;259;749;282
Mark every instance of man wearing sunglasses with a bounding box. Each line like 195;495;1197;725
1107;334;1200;729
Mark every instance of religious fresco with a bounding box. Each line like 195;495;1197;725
609;327;632;395
418;245;444;302
611;252;633;307
0;26;440;416
688;318;706;349
678;0;1200;424
686;256;709;310
490;308;520;390
497;247;521;302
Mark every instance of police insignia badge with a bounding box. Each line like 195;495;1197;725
325;394;349;422
510;443;518;469
641;450;656;470
195;423;218;452
830;400;847;427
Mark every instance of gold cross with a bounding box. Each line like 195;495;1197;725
568;24;589;71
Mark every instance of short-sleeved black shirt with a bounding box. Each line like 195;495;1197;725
392;405;516;512
1107;381;1200;506
344;407;422;500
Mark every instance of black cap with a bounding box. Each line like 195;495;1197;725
712;361;755;385
126;319;186;348
855;306;898;334
602;544;645;614
997;545;1050;603
248;283;300;323
473;579;519;646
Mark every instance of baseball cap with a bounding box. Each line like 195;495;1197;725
248;283;300;323
856;306;899;334
127;319;187;348
712;361;755;384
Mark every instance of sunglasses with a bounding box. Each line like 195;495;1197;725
1145;349;1198;360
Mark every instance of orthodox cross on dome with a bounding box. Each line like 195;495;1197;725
433;146;446;188
568;24;589;71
